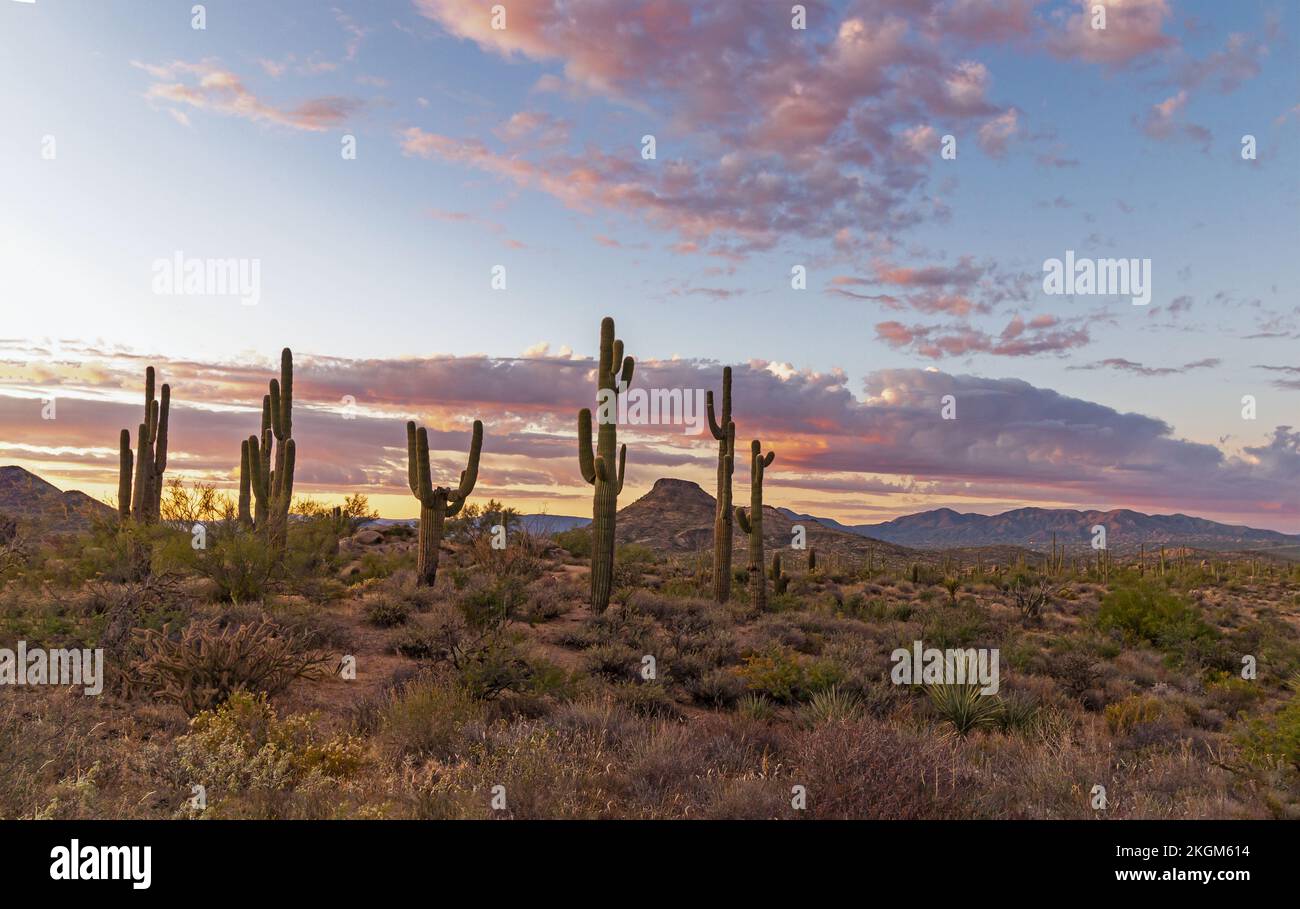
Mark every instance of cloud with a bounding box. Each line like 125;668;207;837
133;60;363;131
407;1;1024;256
1048;0;1176;68
875;314;1089;359
1;343;1296;527
1068;357;1220;377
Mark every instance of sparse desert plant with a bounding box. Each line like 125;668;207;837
736;693;776;722
803;685;863;726
1104;694;1163;735
1005;572;1054;623
128;618;331;715
735;439;775;610
927;684;1002;735
377;674;487;764
577;316;635;612
405;417;483;587
364;595;410;627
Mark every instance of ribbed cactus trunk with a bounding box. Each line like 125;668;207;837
407;419;482;587
736;439;774;610
707;367;735;603
578;317;634;613
417;497;446;587
117;366;170;526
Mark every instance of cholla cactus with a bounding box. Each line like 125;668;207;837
240;349;295;549
117;366;170;525
706;367;735;603
406;419;482;587
578;316;634;612
736;439;775;610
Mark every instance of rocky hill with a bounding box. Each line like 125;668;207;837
0;465;115;533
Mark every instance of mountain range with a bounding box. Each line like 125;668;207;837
4;463;1296;558
779;505;1300;554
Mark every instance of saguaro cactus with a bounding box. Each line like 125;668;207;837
736;439;775;610
240;349;296;549
117;366;170;525
706;367;735;603
406;419;482;587
771;552;788;595
578;316;634;612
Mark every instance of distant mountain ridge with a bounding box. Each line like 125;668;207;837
780;505;1300;553
0;465;115;532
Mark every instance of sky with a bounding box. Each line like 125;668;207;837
0;0;1297;530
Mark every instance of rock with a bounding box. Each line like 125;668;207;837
353;529;383;545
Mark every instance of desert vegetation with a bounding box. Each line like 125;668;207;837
1;472;1297;820
0;326;1297;821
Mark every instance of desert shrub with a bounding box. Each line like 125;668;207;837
920;601;989;648
176;691;365;800
613;682;682;719
457;636;554;700
554;528;592;558
1097;580;1215;651
364;595;410;628
688;668;746;708
580;643;642;682
1004;572;1055;623
457;575;527;630
793;718;974;819
377;674;487;764
1237;676;1300;774
994;691;1041;733
128;618;331;715
927;684;1002;735
734;646;844;704
192;531;277;603
1104;695;1164;735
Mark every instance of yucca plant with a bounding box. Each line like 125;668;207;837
927;683;1002;735
803;685;862;726
736;693;775;722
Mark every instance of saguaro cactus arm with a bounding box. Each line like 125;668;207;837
446;420;483;516
578;409;597;484
615;443;627;495
736;506;751;534
706;365;732;440
118;429;133;520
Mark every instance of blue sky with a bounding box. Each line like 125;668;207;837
1;1;1297;528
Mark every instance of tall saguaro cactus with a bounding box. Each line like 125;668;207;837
406;419;482;587
706;367;736;603
239;349;296;549
117;366;170;524
736;440;775;610
578;316;634;612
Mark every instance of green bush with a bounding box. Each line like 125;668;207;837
554;528;592;558
1096;580;1216;651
